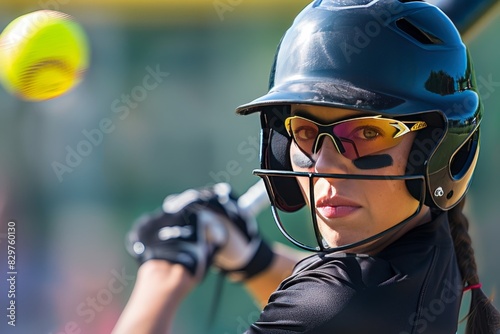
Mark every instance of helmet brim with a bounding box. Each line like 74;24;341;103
236;79;406;115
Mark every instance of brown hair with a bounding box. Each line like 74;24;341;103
448;196;500;333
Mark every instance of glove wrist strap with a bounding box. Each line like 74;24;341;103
227;239;274;281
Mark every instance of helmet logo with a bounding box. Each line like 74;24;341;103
390;121;427;139
390;122;410;138
410;122;428;131
434;187;444;197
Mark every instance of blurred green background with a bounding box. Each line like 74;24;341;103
0;1;498;333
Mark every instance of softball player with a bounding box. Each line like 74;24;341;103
112;0;500;333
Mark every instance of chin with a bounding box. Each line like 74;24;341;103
321;229;360;249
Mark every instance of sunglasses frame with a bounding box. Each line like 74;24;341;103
285;115;427;159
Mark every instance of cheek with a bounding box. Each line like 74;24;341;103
373;133;415;175
290;143;315;170
395;134;416;170
368;139;420;219
289;144;314;205
392;155;409;175
362;136;418;217
362;177;417;228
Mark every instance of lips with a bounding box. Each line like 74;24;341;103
316;196;361;219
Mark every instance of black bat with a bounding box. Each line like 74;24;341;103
427;0;498;34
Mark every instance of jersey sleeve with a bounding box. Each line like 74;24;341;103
244;271;355;333
243;255;408;334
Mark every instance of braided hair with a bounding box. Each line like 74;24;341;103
448;197;500;333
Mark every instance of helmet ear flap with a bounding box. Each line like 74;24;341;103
404;112;445;207
403;111;480;210
261;108;306;212
449;129;479;179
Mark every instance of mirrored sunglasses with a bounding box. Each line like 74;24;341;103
285;115;427;160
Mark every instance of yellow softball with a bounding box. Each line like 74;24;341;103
0;10;89;101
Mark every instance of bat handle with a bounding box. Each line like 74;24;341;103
237;179;270;218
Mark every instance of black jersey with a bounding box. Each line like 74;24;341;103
245;213;462;334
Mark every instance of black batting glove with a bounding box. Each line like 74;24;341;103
205;183;275;281
126;189;227;280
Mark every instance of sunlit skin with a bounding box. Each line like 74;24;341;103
289;104;432;254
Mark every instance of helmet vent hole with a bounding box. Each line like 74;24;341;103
450;130;479;180
314;0;376;8
396;18;443;45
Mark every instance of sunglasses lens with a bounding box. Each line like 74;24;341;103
333;118;403;159
288;117;405;160
287;117;320;154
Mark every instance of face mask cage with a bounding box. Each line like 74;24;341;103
254;169;426;252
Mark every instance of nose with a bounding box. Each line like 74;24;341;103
314;136;349;175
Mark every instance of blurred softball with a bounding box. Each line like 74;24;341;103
0;10;89;101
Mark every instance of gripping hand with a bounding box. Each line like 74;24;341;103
206;183;274;281
126;189;227;280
